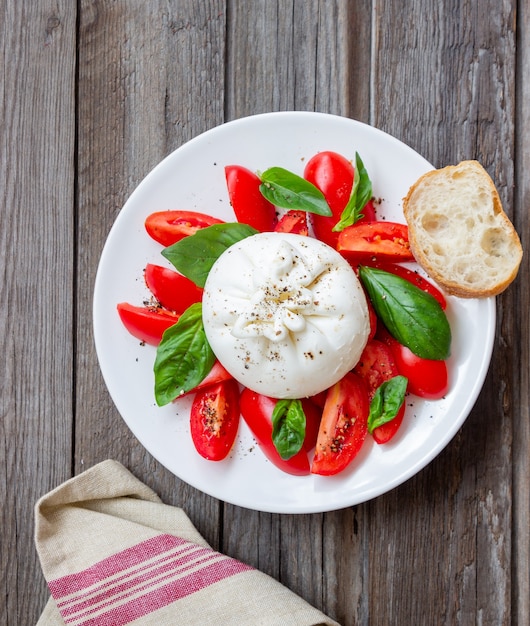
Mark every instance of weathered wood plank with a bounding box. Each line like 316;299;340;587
74;0;226;548
368;0;517;623
0;2;77;624
225;0;352;118
513;1;530;623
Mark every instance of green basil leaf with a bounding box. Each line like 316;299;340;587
162;222;258;288
359;265;451;360
368;375;408;433
271;399;306;460
259;167;332;216
153;303;216;406
333;152;373;232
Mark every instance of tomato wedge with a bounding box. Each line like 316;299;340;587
377;326;449;400
274;210;309;236
225;165;278;232
370;410;406;445
144;263;203;313
304;151;376;247
354;340;400;400
365;261;447;309
239;389;321;476
117;303;179;346
190;379;240;461
366;294;378;341
145;210;223;247
178;361;234;397
301;398;322;452
311;372;369;476
337;221;414;262
353;339;406;444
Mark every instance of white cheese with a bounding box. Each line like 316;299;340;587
202;232;370;399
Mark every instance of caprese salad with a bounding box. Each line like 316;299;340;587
117;151;451;477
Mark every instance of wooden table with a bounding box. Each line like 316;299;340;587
2;2;528;624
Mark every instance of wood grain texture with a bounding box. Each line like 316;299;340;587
1;1;528;624
513;0;530;623
225;0;352;117
0;2;77;623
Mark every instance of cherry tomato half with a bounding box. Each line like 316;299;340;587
353;339;406;444
239;389;322;476
337;221;414;262
354;339;400;401
366;293;378;341
377;326;449;400
178;361;234;398
301;398;322;452
365;261;447;309
274;210;309;236
190;379;240;461
145;210;223;247
144;263;203;313
225;165;278;232
311;372;369;476
304;151;376;248
370;410;406;445
117;302;179;346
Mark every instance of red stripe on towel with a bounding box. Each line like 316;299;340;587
49;534;186;598
47;534;252;625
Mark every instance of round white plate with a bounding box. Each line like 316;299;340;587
93;112;495;514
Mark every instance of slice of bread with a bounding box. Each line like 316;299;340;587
403;160;522;298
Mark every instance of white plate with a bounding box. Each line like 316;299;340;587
93;112;495;514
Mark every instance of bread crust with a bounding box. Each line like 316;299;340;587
403;160;522;298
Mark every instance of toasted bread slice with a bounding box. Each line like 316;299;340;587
403;160;522;298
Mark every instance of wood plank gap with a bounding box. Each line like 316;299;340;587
70;0;82;479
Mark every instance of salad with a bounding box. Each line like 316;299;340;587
117;150;451;477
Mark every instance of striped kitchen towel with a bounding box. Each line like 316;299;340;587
35;460;340;626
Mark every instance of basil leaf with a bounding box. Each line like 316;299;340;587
271;399;306;460
162;223;258;288
359;265;451;360
259;167;332;216
333;152;373;232
368;375;408;433
153;303;216;406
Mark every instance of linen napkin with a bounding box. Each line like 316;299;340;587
35;460;340;625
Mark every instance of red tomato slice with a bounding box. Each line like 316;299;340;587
225;165;277;232
117;302;179;346
371;409;406;445
353;339;406;444
309;390;327;409
239;389;321;476
304;151;375;247
311;372;369;476
193;361;233;392
365;261;447;309
274;210;309;236
301;398;322;452
361;199;377;222
337;221;414;262
366;294;378;341
190;379;240;461
144;264;203;313
145;210;223;247
354;339;400;401
177;361;234;398
377;327;449;400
